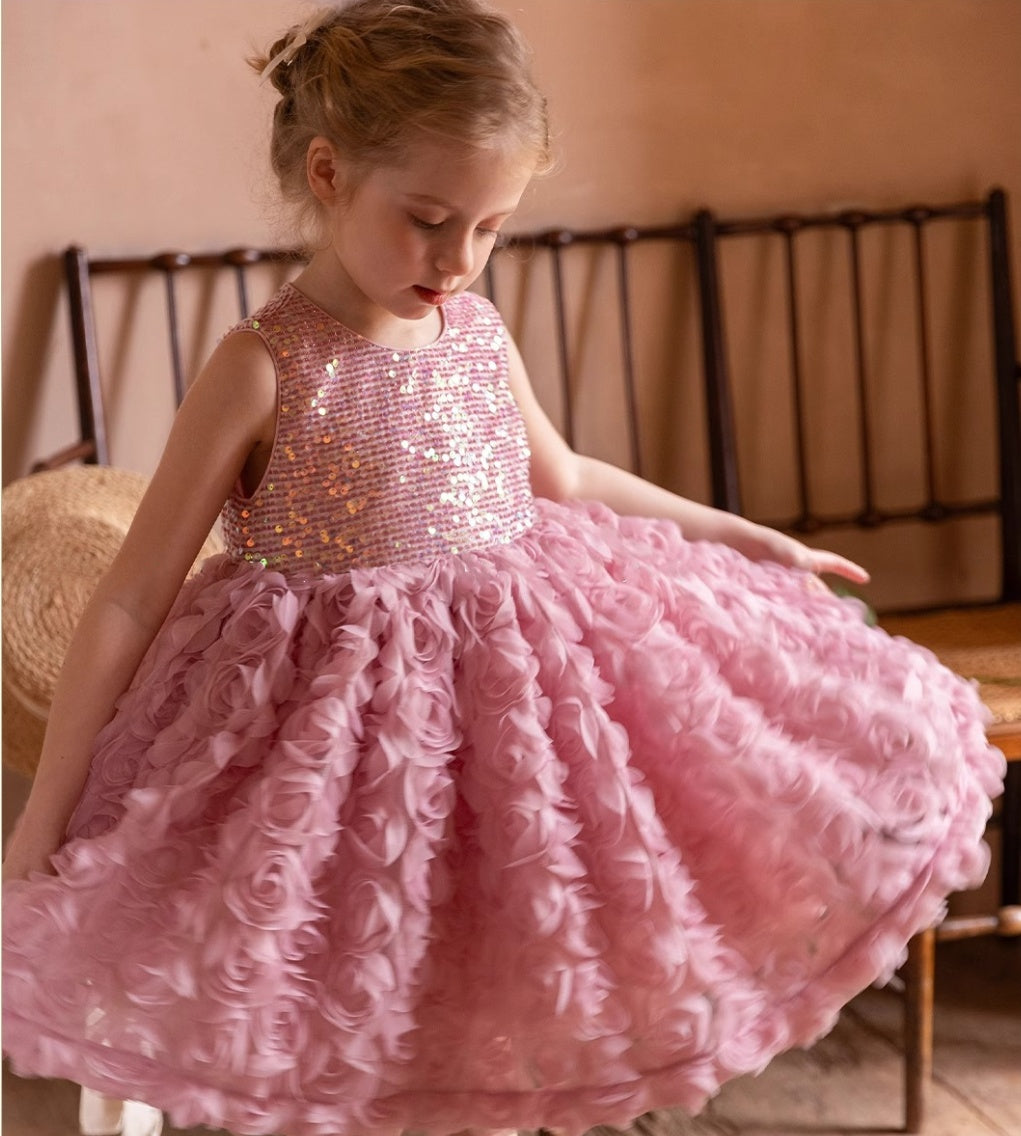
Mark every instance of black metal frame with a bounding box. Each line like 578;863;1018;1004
50;193;1020;606
691;188;1021;603
486;221;697;476
50;246;303;471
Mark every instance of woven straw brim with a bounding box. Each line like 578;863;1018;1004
880;603;1021;728
2;465;223;779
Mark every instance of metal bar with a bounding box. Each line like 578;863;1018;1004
502;221;693;253
31;440;98;474
232;246;303;318
760;496;999;534
615;234;642;476
548;233;575;449
1003;761;1021;907
223;247;267;317
63;246;107;465
693;210;742;513
780;223;815;530
987;187;1021;601
909;215;942;518
162;270;187;407
717;199;986;239
235;267;251;319
88;248;302;274
482;259;498;308
74;205;982;273
846;220;880;525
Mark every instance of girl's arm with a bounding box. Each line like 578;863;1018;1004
2;332;277;883
505;337;869;584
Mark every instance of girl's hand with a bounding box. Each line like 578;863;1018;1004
736;522;870;585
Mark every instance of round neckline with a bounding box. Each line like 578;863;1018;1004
283;282;450;353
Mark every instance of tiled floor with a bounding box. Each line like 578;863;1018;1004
4;937;1019;1136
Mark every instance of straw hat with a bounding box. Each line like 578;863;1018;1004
2;465;224;779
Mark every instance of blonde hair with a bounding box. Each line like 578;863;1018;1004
252;0;551;234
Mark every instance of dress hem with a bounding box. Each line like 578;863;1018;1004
2;836;964;1136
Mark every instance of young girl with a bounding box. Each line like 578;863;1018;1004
2;2;1003;1135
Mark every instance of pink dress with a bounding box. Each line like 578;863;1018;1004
2;285;1004;1136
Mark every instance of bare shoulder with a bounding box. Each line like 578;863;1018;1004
211;324;278;376
186;328;278;437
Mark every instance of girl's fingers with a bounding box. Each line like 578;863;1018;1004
807;550;870;584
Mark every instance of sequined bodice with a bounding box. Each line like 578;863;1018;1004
220;285;534;574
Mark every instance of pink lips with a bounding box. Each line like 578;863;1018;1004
413;286;448;306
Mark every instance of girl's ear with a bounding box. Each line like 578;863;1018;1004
307;137;342;204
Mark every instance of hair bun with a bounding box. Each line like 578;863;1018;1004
255;10;332;88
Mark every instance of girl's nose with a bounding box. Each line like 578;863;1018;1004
435;231;474;277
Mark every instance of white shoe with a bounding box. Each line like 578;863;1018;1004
121;1100;163;1136
79;1089;163;1136
79;1090;123;1136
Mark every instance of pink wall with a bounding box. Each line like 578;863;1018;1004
3;0;1019;483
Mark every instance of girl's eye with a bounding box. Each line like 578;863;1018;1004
410;215;501;240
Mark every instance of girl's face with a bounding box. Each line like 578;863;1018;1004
312;135;535;345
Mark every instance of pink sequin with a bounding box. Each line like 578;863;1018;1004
221;285;534;572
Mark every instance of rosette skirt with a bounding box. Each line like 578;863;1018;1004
2;499;1003;1136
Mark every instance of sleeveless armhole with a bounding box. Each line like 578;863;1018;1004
223;324;283;503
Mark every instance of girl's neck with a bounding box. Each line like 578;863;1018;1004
293;254;444;351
